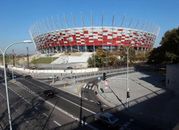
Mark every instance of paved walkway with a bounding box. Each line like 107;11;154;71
96;70;179;130
52;69;179;129
97;71;166;107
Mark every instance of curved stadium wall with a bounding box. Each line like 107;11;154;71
29;16;160;53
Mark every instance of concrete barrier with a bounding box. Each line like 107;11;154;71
0;65;99;75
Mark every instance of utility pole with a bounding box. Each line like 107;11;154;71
26;47;29;68
12;49;15;80
12;49;15;66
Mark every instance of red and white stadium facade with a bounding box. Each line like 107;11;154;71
29;16;160;53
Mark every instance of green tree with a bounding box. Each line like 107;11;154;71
87;48;121;68
148;27;179;64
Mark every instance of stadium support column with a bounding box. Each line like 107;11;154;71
91;13;96;68
72;15;78;52
81;15;87;52
71;45;73;52
111;15;115;52
65;46;67;52
60;46;62;52
64;15;68;53
77;45;80;52
101;15;104;51
85;45;87;52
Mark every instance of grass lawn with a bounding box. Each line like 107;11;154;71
31;57;58;64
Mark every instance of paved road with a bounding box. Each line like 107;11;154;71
81;82;109;112
0;67;168;130
0;81;74;129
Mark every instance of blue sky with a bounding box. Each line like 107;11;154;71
0;0;179;53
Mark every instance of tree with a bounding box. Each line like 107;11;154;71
148;27;179;64
87;48;121;68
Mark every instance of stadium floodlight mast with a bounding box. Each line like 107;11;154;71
0;40;33;130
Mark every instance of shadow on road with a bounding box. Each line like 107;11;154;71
54;64;179;130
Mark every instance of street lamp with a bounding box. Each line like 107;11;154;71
126;44;134;108
0;40;33;130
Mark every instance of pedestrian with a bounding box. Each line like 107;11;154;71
83;116;86;125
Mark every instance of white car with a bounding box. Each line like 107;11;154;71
95;112;119;127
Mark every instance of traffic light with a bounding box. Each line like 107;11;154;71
127;91;130;98
102;72;106;80
100;88;104;93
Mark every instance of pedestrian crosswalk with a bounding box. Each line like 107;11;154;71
82;82;95;90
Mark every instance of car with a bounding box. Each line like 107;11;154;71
66;66;73;69
43;89;55;98
24;75;32;79
31;66;37;69
95;112;119;127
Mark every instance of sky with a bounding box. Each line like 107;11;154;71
0;0;179;54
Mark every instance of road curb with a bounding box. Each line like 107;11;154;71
94;84;116;108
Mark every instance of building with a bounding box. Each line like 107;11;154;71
29;16;159;53
166;64;179;95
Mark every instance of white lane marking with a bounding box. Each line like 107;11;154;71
8;83;76;127
83;84;87;88
90;100;94;102
53;120;61;126
20;79;45;91
15;81;79;121
17;79;45;94
91;87;95;90
103;104;107;107
1;83;31;108
22;80;96;114
0;91;5;99
11;82;38;97
45;100;79;121
8;87;31;104
56;95;96;114
43;113;48;117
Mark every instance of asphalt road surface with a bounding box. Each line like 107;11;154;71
0;81;74;130
17;78;104;115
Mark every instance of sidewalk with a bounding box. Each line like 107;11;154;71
97;71;166;107
96;70;179;129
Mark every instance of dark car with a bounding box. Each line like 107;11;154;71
66;66;73;69
95;112;119;127
24;75;32;79
43;89;55;98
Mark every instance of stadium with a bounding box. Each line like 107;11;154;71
29;16;160;54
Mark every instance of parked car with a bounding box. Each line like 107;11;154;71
43;89;55;98
66;66;73;69
24;75;32;79
95;112;119;127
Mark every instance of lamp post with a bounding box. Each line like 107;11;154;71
0;40;33;130
126;46;129;108
51;56;55;86
11;49;15;80
126;45;134;108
